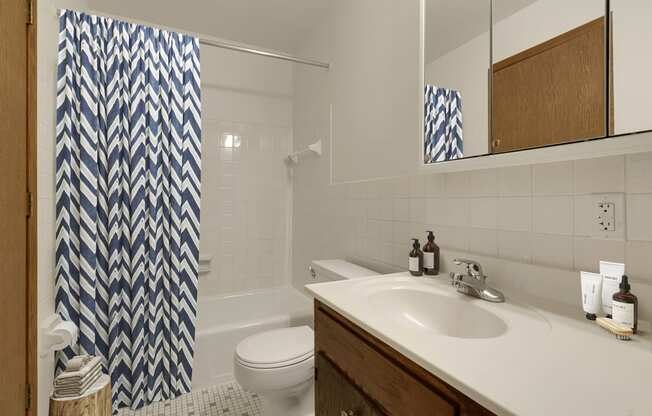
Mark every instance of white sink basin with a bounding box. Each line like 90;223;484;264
366;287;508;339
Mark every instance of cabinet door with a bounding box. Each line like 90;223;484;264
492;17;607;152
316;353;385;416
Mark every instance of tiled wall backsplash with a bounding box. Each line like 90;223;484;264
317;154;652;284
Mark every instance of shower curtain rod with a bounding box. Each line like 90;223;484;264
199;38;330;69
56;8;330;70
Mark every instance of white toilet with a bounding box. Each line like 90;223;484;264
233;259;377;416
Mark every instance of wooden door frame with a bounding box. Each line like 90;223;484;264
26;0;38;414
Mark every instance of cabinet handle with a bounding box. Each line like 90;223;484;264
340;411;356;416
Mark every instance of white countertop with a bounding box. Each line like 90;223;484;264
306;272;652;416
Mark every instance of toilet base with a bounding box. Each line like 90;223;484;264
259;381;314;416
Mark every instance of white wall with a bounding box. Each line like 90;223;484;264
611;0;652;134
330;0;422;182
37;2;90;413
200;47;294;296
492;0;601;62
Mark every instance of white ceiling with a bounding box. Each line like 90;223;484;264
87;0;331;53
87;0;537;61
425;0;538;62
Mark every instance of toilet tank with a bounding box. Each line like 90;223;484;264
310;259;378;282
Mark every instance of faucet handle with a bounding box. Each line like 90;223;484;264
453;258;485;279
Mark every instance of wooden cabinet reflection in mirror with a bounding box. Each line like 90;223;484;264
492;17;611;153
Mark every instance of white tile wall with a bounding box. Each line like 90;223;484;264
292;152;652;320
627;194;652;241
197;47;294;298
626;152;652;193
532;196;573;235
574;156;625;194
533;161;574;195
498;197;532;232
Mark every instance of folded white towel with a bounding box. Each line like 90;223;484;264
53;369;103;398
55;365;102;387
56;356;102;381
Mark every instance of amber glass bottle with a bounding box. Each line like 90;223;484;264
409;239;423;276
422;231;440;275
612;275;638;333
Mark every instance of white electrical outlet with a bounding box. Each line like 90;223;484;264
596;202;615;231
591;193;625;240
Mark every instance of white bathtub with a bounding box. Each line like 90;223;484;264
192;287;313;390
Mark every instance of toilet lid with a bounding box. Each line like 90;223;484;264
236;326;314;369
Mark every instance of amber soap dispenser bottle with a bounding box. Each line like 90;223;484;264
612;275;638;333
409;239;424;276
423;231;440;275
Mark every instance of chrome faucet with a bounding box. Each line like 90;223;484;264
449;258;505;303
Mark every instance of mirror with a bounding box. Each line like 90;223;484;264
424;0;491;163
424;0;652;164
610;0;652;135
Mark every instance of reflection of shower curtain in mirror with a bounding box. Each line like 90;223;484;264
424;85;463;163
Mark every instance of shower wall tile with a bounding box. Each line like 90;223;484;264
200;78;293;297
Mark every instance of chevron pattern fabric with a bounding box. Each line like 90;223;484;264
424;85;464;163
55;10;202;412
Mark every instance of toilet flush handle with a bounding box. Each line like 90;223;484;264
308;265;317;279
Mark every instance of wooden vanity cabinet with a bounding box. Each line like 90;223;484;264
315;300;496;416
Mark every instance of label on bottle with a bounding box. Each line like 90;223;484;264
612;301;635;328
409;257;419;272
424;252;434;269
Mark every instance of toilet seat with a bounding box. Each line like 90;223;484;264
235;326;314;370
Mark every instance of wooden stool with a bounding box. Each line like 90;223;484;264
49;375;111;416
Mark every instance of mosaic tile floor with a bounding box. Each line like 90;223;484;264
117;381;262;416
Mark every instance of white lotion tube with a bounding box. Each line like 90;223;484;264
581;272;602;320
600;261;625;316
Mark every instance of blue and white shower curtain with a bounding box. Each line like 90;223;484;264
424;85;463;163
55;10;201;411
